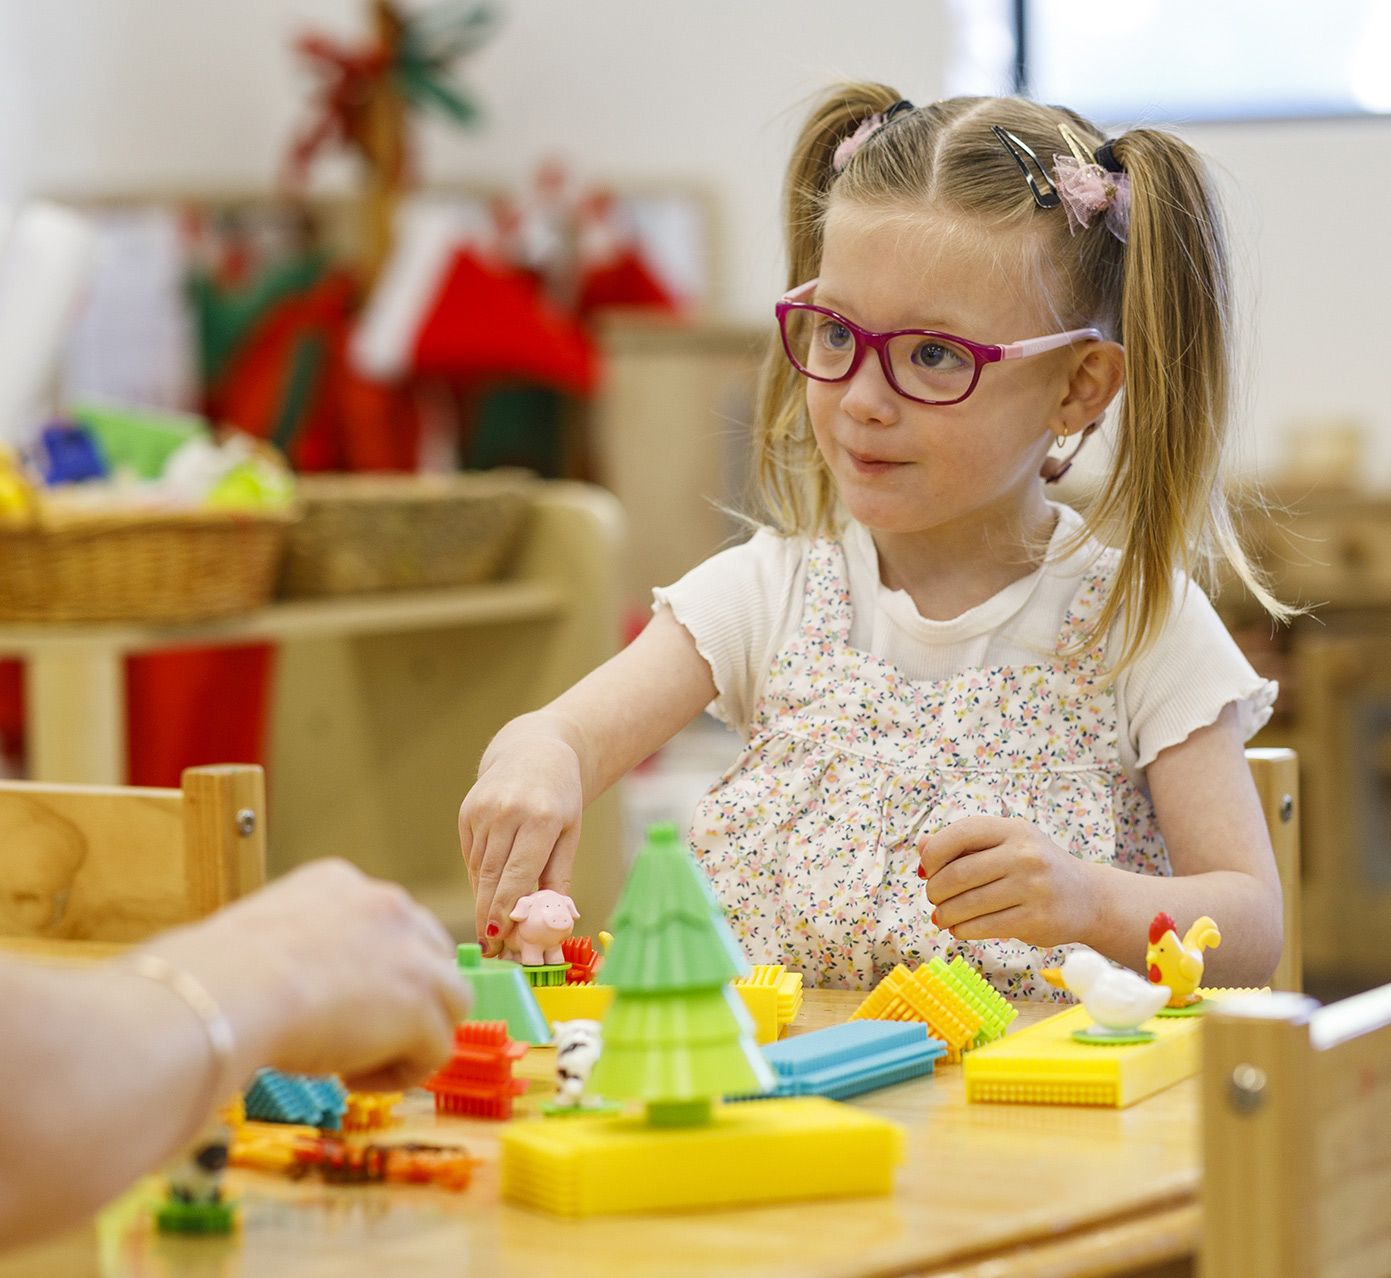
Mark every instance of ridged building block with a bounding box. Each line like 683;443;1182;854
561;936;602;984
731;1022;948;1101
423;1021;530;1120
849;965;983;1062
501;1095;904;1216
964;989;1259;1107
244;1069;347;1129
927;956;1018;1046
532;981;616;1027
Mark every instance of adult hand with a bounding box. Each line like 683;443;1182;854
916;817;1099;949
140;859;471;1091
458;734;583;955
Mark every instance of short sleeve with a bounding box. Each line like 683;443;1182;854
1116;578;1278;774
652;530;808;737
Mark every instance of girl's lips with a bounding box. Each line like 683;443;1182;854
845;448;906;476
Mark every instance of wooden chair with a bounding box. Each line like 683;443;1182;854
1247;747;1301;992
0;764;265;954
1202;981;1391;1276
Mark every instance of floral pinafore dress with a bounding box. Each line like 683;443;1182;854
690;537;1171;997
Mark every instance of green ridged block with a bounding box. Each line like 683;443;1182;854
522;963;571;988
590;823;773;1122
457;944;551;1044
927;956;1018;1046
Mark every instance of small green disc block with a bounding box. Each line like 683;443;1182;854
1070;1026;1157;1046
155;1199;236;1235
1155;998;1209;1018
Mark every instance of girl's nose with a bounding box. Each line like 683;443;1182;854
839;352;899;427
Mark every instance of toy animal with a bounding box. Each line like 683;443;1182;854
1146;912;1221;1007
504;889;580;965
1043;949;1170;1031
551;1019;604;1108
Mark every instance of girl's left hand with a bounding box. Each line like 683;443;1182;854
916;817;1100;948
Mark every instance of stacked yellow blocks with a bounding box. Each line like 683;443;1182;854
731;964;805;1044
849;956;1016;1062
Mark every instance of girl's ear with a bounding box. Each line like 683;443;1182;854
1053;340;1124;441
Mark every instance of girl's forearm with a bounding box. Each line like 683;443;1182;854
1076;861;1283;985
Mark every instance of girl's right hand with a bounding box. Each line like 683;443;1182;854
459;734;585;953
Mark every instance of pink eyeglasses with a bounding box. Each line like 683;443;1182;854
776;279;1103;406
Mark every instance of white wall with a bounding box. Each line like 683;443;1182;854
2;1;1389;480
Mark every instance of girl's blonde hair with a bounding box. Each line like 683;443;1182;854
755;83;1285;667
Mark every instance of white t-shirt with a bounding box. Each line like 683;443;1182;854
654;503;1276;783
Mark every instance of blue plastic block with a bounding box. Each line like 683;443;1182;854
38;422;107;485
243;1068;347;1129
730;1021;947;1101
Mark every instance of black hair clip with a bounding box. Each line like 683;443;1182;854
883;99;917;122
1093;140;1125;174
991;125;1061;209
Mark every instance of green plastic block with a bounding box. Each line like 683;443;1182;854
155;1199;236;1234
71;403;209;481
522;963;571;988
593;986;772;1102
602;823;748;994
457;944;551;1045
927;956;1018;1046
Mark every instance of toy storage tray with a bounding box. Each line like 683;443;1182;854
963;989;1258;1108
278;471;534;598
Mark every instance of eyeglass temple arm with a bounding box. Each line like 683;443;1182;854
999;327;1106;360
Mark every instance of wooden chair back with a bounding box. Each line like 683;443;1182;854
1247;747;1301;992
1202;982;1391;1277
0;764;265;945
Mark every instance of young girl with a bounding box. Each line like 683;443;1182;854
459;85;1285;995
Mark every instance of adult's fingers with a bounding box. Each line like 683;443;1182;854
922;843;1009;905
472;822;520;947
941;904;1031;944
917;816;1013;877
458;802;475;877
485;818;562;942
408;900;457;959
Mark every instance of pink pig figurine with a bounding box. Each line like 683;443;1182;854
503;890;580;965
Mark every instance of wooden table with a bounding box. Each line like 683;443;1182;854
0;991;1200;1278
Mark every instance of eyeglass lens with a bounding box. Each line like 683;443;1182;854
781;307;978;404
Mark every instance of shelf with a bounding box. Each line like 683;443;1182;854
0;580;566;656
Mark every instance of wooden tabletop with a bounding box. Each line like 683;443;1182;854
0;990;1200;1278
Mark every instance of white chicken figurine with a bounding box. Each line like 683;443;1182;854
1043;948;1171;1035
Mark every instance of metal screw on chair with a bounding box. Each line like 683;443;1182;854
236;808;257;837
1279;794;1294;823
1229;1063;1267;1113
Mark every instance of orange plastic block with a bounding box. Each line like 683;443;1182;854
849;964;983;1062
423;1021;530;1120
561;936;602;984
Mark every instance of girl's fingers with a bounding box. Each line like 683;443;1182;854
923;844;1008;904
472;821;520;948
917;817;1014;877
485;818;564;943
930;875;1019;929
539;820;582;899
940;904;1033;944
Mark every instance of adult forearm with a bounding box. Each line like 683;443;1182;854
1078;862;1283;985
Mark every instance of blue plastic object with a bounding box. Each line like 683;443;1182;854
38;422;107;484
243;1068;347;1129
730;1021;948;1101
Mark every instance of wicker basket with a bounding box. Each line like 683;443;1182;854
277;472;535;599
0;507;297;624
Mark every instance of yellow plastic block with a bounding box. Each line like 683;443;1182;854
775;968;804;1026
732;966;781;1044
501;1096;904;1216
963;988;1261;1108
849;965;982;1062
531;982;616;1026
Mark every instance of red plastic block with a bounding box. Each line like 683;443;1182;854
562;936;601;984
423;1021;530;1120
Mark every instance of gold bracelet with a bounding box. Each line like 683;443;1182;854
126;954;237;1112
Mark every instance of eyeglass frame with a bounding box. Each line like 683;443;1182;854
775;279;1105;407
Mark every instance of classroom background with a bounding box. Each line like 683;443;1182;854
2;0;1389;1005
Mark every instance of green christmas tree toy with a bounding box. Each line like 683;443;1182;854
500;824;905;1216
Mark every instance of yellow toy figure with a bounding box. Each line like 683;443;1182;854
1146;912;1221;1008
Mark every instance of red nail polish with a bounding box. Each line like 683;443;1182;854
916;864;927;879
486;924;499;937
931;910;939;926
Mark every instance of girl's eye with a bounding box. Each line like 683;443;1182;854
910;341;967;372
816;319;854;351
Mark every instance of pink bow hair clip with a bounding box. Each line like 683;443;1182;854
1053;154;1130;242
833;113;887;173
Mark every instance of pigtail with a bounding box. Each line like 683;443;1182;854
1080;128;1288;667
754;82;904;536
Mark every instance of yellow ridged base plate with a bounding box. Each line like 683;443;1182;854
501;1096;904;1216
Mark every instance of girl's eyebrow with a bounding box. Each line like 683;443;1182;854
814;291;963;334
